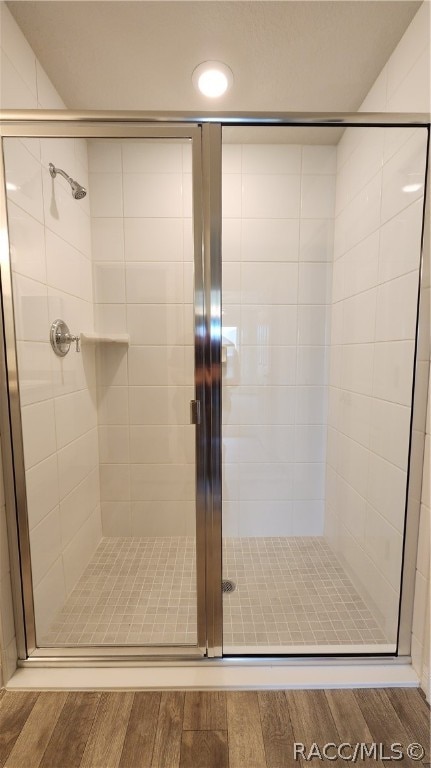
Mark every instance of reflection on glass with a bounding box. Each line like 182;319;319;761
221;126;427;654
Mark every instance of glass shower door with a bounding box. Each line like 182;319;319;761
2;129;205;654
221;125;428;655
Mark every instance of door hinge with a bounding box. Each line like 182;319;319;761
190;399;201;425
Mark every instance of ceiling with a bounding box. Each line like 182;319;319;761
7;1;422;144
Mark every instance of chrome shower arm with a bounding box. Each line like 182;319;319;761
49;163;72;183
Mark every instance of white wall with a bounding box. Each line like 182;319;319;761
0;4;102;652
88;139;195;537
222;143;335;536
326;2;430;646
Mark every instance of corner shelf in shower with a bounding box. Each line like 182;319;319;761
80;332;130;346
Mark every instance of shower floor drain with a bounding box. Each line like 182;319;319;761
222;579;236;593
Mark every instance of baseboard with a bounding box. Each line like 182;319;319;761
6;661;419;691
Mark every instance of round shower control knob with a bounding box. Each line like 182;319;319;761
50;319;81;356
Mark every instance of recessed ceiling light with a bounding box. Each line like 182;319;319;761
192;61;233;98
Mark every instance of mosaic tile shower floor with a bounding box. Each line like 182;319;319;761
40;536;387;648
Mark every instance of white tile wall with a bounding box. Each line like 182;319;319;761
1;4;102;656
325;0;430;647
89;139;195;537
222;143;335;536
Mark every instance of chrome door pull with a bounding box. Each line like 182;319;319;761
190;399;201;425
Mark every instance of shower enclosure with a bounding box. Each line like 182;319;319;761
0;114;429;663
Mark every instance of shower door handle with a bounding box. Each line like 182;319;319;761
190;400;201;425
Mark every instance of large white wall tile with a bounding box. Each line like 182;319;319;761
240;305;298;346
302;146;337;175
30;506;62;587
60;469;99;547
93;262;126;304
7;201;46;283
122;141;183;173
129;386;186;426
26;454;59;530
16;341;52;407
298;263;331;304
46;230;92;302
33;559;66;640
4;139;44;222
381;131;427;224
299;219;334;262
242;145;301;174
130;463;194;502
54;389;97;450
13;274;48;342
91;218;124;262
89;173;123;217
101;502;132;537
375;271;419;341
301;175;336;219
21;400;56;469
241;263;298;304
241;219;300;261
378;197;423;284
62;510;100;595
125;262;184;304
123;173;183;217
88;140;122;172
242;175;301;219
124;218;184;261
373;341;415;406
57;428;98;499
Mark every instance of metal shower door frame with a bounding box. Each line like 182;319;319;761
0;111;429;666
0;120;216;661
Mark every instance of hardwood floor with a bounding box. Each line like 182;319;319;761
0;688;429;768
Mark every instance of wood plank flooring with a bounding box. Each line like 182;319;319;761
0;688;429;768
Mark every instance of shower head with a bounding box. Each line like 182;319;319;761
49;162;87;200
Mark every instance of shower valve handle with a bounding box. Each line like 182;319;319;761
50;319;81;356
61;331;81;353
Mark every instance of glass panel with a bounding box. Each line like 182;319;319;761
221;125;428;654
3;136;197;647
